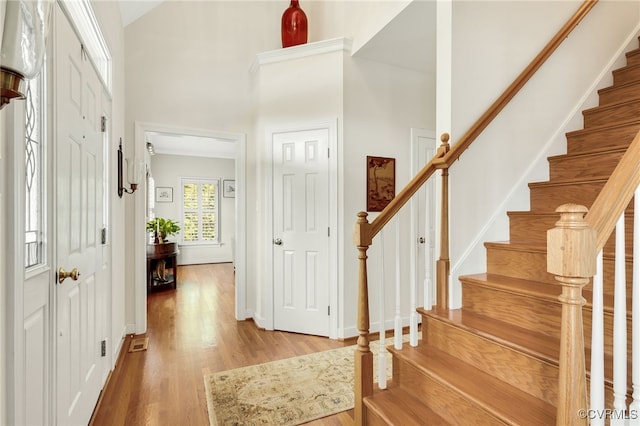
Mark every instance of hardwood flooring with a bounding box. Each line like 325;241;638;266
90;263;354;425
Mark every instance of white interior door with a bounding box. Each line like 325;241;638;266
272;128;330;336
411;129;437;310
55;6;105;424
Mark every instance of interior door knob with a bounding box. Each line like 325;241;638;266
273;238;283;246
58;267;80;284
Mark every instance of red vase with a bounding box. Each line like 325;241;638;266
281;0;307;48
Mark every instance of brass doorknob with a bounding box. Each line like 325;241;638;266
58;267;80;284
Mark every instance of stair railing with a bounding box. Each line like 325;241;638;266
353;1;598;424
548;130;640;425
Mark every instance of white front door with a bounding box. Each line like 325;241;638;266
411;129;437;310
54;6;105;424
272;128;330;336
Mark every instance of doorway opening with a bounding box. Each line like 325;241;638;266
133;122;247;334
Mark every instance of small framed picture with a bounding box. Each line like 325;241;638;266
366;156;395;212
223;180;236;198
155;187;173;203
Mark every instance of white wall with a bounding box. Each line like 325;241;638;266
447;0;640;306
150;153;235;264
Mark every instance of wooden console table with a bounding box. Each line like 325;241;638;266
147;243;179;291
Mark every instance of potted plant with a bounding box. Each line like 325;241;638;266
146;217;181;244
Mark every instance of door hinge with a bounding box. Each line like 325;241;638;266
101;340;106;357
101;227;107;244
101;116;107;132
327;306;330;316
327;148;330;158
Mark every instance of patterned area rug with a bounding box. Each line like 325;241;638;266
204;338;399;425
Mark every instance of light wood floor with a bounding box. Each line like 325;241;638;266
90;263;354;425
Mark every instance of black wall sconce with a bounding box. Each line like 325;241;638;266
117;138;143;197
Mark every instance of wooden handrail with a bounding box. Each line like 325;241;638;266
585;130;640;250
368;0;598;240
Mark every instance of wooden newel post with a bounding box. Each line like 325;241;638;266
434;133;451;309
354;211;373;426
547;204;595;426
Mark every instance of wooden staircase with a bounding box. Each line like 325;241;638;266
362;38;640;426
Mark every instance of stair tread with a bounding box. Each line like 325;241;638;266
485;240;546;252
528;176;608;188
486;240;635;263
598;78;640;95
567;118;640;137
365;387;451;426
389;342;556;425
613;61;640;74
547;146;627;162
421;307;559;364
460;273;559;300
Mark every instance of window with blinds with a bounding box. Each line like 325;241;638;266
181;178;219;245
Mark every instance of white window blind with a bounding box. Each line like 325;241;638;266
181;178;219;245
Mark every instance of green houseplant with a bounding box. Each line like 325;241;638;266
146;217;181;243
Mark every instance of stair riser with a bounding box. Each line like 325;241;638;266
626;50;640;67
362;408;387;426
460;279;629;359
423;316;559;406
487;245;634;295
393;357;507;426
567;122;640;155
583;309;634;362
613;65;640;86
508;214;558;242
529;180;604;212
583;102;640;128
548;150;624;181
509;212;634;256
461;283;561;339
598;83;640;106
486;246;555;284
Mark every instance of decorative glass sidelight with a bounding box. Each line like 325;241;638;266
24;72;46;269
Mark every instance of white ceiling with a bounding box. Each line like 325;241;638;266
118;0;164;27
351;1;436;73
146;132;237;159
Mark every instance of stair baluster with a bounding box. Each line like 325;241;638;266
633;188;640;424
378;229;387;390
590;250;605;426
394;217;403;350
613;215;628;424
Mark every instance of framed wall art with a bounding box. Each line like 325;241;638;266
155;187;173;203
223;179;236;198
366;156;395;212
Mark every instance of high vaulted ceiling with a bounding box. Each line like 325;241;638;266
119;0;436;157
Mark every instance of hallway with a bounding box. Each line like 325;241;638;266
90;263;353;425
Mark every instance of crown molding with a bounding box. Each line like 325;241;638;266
250;37;352;74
